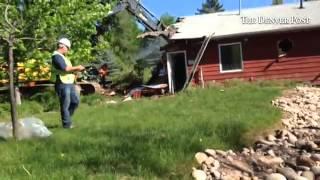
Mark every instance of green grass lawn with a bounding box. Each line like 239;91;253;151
0;81;288;179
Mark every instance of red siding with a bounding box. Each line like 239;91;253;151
169;29;320;84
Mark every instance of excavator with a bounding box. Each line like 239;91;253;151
107;0;166;33
92;0;170;43
80;0;171;95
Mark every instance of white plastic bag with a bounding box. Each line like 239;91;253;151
0;117;52;140
0;122;13;139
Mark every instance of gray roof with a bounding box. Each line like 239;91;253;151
171;1;320;40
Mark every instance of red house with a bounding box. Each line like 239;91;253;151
165;1;320;93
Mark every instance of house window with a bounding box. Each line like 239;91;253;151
278;39;293;57
219;43;243;72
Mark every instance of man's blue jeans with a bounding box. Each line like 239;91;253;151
55;83;80;128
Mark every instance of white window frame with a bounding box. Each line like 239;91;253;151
218;42;244;73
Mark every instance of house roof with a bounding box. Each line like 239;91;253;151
170;1;320;40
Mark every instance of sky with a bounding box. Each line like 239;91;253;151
142;0;300;18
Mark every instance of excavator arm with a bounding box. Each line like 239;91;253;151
83;0;171;95
107;0;166;32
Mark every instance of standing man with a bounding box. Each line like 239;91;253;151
51;38;85;129
98;63;109;87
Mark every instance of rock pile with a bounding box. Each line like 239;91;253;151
192;86;320;180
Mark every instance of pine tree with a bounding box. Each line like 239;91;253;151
160;13;176;26
272;0;283;5
196;0;224;14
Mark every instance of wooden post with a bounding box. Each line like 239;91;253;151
200;67;205;88
8;38;18;138
15;87;21;105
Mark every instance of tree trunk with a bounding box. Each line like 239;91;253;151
8;38;18;138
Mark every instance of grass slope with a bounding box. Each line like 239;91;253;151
0;82;285;179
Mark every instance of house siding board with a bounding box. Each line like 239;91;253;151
205;71;320;82
171;29;320;84
203;59;320;80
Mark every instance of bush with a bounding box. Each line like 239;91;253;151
0;94;9;103
81;94;105;106
17;101;44;115
30;90;60;112
0;103;10;118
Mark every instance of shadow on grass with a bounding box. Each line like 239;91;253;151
47;124;60;129
71;122;249;179
71;127;203;179
215;120;248;150
0;137;7;142
82;131;170;176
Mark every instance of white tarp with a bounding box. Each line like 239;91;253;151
0;117;52;140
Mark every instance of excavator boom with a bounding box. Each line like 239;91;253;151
108;0;166;32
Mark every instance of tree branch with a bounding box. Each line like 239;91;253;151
0;3;8;7
0;36;9;44
0;24;12;33
19;36;47;43
0;19;11;29
19;37;37;40
4;5;20;33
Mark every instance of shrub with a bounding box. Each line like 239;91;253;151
0;103;10;117
0;94;9;103
30;90;60;112
18;101;44;115
81;94;105;106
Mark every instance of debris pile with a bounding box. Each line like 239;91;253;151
192;86;320;180
78;82;116;96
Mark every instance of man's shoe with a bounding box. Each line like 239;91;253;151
63;125;74;129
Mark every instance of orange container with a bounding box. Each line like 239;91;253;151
132;90;141;99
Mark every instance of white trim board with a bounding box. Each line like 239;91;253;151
166;50;188;94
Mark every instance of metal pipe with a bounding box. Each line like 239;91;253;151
239;0;242;15
300;0;303;9
200;67;205;88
